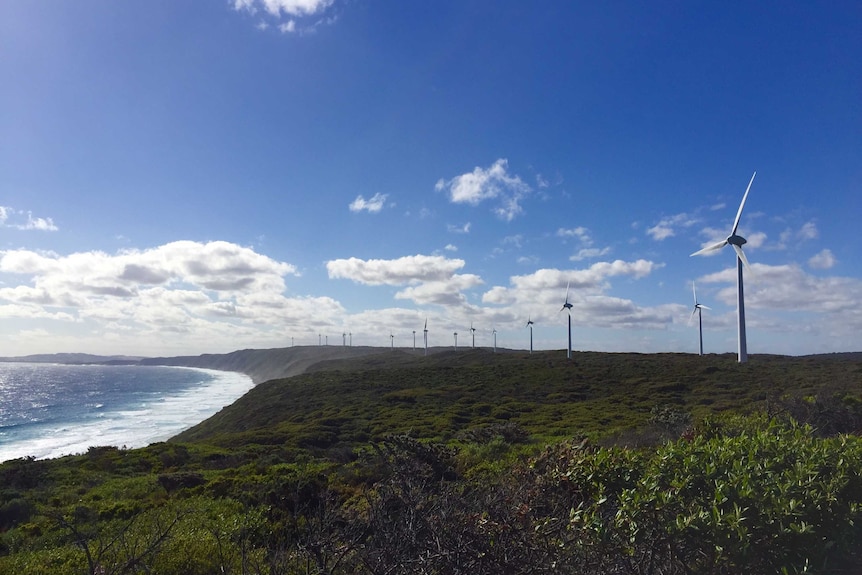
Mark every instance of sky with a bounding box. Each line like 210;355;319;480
1;0;860;358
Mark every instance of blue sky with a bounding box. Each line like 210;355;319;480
1;0;859;357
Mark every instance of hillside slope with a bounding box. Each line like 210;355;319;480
173;349;862;448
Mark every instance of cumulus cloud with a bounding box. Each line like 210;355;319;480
435;159;531;221
349;193;388;213
234;0;334;16
558;226;611;261
808;249;837;270
646;213;699;241
0;206;58;231
557;227;592;242
326;255;466;286
480;259;668;329
233;0;336;34
0;241;317;354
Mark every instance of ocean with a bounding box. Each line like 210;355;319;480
0;363;254;463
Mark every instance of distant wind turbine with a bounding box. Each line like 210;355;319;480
453;331;458;350
413;330;416;351
691;172;756;363
423;318;428;356
526;316;534;354
492;327;497;353
470;322;477;348
349;332;352;347
560;282;573;360
689;282;711;356
342;332;347;347
390;333;394;351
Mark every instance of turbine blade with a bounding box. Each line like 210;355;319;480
688;307;697;325
699;305;711;310
732;244;752;272
691;239;728;257
692;281;697;305
731;171;756;236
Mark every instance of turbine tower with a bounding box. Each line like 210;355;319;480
390;333;394;351
526;316;534;354
470;322;476;348
691;172;756;363
342;332;347;347
492;327;497;353
689;281;711;356
453;331;458;350
423;318;428;356
560;282;573;360
413;330;416;351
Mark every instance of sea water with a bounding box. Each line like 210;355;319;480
0;363;254;462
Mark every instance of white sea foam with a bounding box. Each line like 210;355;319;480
0;367;254;462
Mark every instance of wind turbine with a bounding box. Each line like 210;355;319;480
526;316;534;354
492;327;497;353
342;332;347;347
423;318;428;356
390;333;394;351
453;331;458;350
470;322;477;348
691;172;756;363
413;330;416;351
560;282;573;360
349;332;352;347
689;282;711;356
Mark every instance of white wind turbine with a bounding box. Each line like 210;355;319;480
526;316;534;354
689;281;711;356
423;318;428;356
492;327;497;353
691;172;756;363
470;322;477;348
560;282;573;360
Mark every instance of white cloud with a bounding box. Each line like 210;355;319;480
0;241;309;354
349;193;388;213
570;247;612;261
436;159;531;221
0;207;58;231
480;259;668;329
808;249;836;270
799;221;818;241
395;275;484;306
647;213;699;241
447;222;471;234
557;227;592;243
235;0;333;17
233;0;336;34
444;244;458;252
326;255;466;286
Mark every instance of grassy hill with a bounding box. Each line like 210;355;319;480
173;348;862;449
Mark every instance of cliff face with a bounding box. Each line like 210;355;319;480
139;346;390;384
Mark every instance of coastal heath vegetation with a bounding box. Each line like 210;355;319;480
2;349;862;573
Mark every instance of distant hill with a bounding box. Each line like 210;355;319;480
0;352;143;364
139;345;397;384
